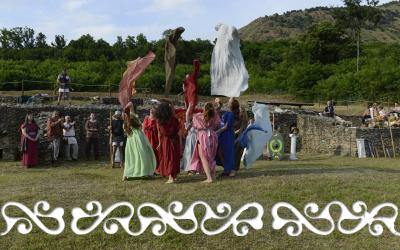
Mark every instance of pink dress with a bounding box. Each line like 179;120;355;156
190;113;221;174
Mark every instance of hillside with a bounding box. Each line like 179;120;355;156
239;1;400;43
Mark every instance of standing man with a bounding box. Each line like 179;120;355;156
109;110;124;168
63;115;78;161
57;69;71;105
85;113;100;160
47;111;64;165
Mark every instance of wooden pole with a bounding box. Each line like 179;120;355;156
108;83;113;167
381;133;387;158
389;124;396;158
21;80;24;97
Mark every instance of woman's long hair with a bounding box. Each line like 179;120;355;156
23;114;37;128
203;102;215;123
230;99;240;120
154;101;173;124
124;113;142;135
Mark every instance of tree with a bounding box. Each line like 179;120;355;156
0;29;12;48
35;32;48;48
21;27;35;48
125;35;136;49
334;0;381;72
51;35;67;49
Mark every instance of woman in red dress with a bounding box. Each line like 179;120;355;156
143;106;159;165
20;114;40;167
154;100;181;184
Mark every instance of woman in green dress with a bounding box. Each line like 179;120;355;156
122;102;157;181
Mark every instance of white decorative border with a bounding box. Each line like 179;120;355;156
272;201;400;236
2;201;400;236
0;201;65;235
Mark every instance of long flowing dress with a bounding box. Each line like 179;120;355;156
190;113;221;174
21;123;39;167
156;117;181;179
180;120;197;171
143;116;159;164
124;126;157;178
219;111;235;173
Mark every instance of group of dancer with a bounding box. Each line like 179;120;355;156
122;97;249;184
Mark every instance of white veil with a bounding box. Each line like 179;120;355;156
211;24;249;97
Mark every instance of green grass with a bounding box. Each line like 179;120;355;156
1;154;400;249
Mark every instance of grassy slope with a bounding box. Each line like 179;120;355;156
1;155;400;249
239;1;400;43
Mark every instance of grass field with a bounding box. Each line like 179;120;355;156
1;154;400;249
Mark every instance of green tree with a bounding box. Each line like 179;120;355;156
35;32;48;48
51;35;67;49
334;0;381;72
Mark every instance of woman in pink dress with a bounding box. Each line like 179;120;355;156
190;102;221;183
20;114;40;167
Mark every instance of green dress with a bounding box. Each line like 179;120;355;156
124;127;157;178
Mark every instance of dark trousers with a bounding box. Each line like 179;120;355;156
85;137;99;160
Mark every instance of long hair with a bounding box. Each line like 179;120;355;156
230;99;240;120
203;102;215;123
154;101;173;124
23;114;37;128
124;113;142;135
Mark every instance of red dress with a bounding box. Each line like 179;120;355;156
143;116;159;164
183;59;200;110
156;117;181;178
21;123;39;167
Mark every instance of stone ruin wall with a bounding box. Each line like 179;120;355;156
0;104;149;161
1;101;399;161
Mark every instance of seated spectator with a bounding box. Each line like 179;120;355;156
392;102;400;113
378;106;387;121
362;104;372;126
321;100;335;118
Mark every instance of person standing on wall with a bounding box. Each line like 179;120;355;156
63;115;78;161
85;113;100;160
47;111;64;166
57;69;71;105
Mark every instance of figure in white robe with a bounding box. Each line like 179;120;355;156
211;24;248;97
239;103;272;168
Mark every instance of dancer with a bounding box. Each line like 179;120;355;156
190;102;221;183
63;116;78;161
47;111;64;165
218;98;238;176
231;106;248;176
109;110;124;168
122;102;157;180
20;114;40;167
154;100;181;184
143;106;159;165
85;113;99;160
239;103;272;168
180;103;197;173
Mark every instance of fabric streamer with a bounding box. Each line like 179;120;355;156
118;51;156;107
241;103;272;168
211;24;249;97
183;59;200;111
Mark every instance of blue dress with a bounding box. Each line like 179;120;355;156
219;111;235;173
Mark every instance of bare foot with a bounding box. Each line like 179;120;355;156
122;176;127;181
165;179;175;184
202;179;213;183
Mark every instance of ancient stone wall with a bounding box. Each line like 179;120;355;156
0;104;149;162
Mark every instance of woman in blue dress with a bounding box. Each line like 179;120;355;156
218;98;240;177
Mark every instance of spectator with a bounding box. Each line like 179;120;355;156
63;115;78;161
57;69;71;105
109;110;124;168
47;111;64;165
85;113;99;160
322;100;335;118
20;114;40;167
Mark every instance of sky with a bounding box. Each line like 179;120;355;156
0;0;395;44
